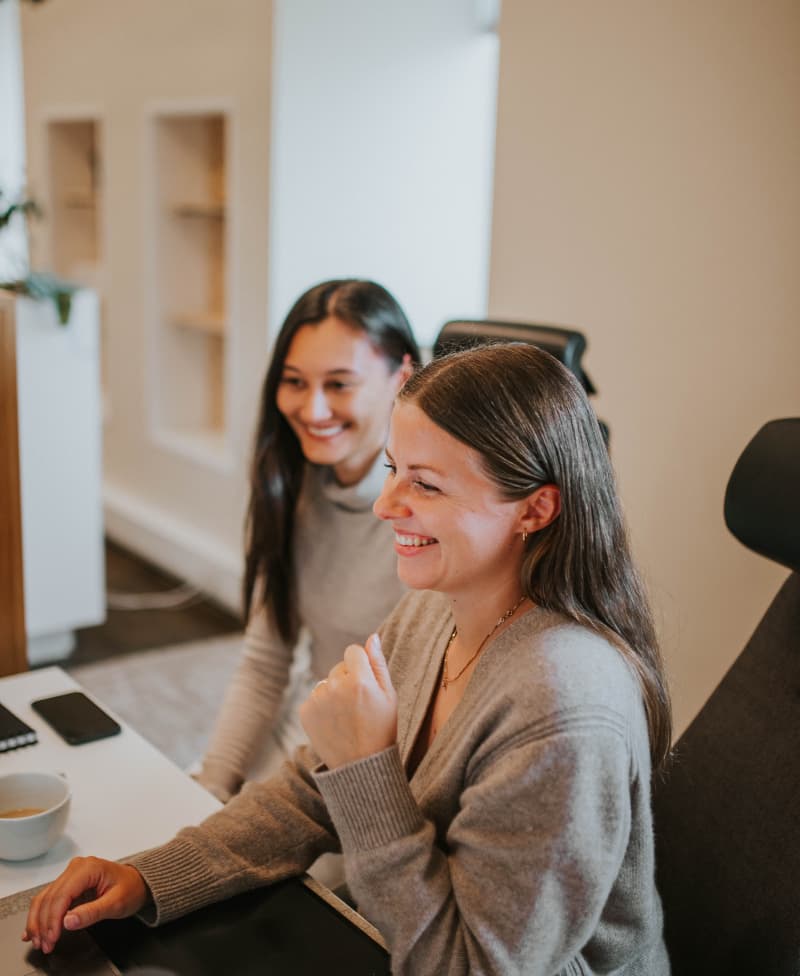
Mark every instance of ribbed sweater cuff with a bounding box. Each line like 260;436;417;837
313;745;424;853
128;838;226;926
195;759;241;802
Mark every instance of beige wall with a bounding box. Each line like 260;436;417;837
490;1;800;733
21;0;272;605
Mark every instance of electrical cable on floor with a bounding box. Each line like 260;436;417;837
106;583;204;611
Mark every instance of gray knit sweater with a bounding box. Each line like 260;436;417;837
132;589;670;975
198;453;405;800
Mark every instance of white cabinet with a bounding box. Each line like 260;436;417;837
15;290;105;664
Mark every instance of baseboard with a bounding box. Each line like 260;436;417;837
103;481;242;614
27;631;75;667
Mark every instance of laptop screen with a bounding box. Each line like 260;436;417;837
92;878;391;976
0;907;120;976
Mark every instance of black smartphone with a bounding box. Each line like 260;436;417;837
31;691;122;746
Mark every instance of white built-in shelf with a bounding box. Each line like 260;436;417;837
171;311;226;336
153;109;229;457
48;120;102;275
170;201;225;219
62;189;97;210
47;116;108;418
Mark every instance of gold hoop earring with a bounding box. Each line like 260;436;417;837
522;529;529;544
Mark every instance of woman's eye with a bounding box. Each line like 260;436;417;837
326;381;350;392
414;480;439;494
280;376;303;388
383;462;396;475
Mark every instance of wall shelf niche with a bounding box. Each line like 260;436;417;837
46;115;109;420
47;118;102;283
153;110;229;463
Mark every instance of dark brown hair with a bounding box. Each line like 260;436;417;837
244;279;420;645
398;342;672;768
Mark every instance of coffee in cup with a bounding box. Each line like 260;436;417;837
0;771;71;860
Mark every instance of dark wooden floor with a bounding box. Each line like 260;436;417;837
70;540;242;666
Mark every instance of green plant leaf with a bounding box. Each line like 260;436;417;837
0;196;41;230
0;271;78;326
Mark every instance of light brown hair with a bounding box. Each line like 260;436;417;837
399;342;672;768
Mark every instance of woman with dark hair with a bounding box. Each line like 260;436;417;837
195;279;419;803
26;343;671;975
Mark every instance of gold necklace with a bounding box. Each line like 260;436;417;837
441;595;526;690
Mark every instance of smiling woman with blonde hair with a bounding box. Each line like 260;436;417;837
25;343;671;975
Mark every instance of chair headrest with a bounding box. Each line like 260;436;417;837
432;319;597;395
724;418;800;573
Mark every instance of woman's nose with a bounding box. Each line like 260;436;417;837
299;386;332;422
373;477;412;521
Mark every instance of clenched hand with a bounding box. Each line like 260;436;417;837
299;633;397;769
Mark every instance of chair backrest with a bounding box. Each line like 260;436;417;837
432;318;609;443
433;318;597;394
652;418;800;976
724;418;800;574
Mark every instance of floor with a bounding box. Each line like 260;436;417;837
70;540;243;666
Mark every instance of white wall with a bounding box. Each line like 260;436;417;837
0;0;28;279
489;1;800;734
269;0;498;346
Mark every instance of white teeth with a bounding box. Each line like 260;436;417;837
307;425;344;438
396;533;436;547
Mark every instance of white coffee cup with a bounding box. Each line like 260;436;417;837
0;771;71;860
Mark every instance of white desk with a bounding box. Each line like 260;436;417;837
0;666;221;898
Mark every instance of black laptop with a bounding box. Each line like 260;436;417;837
3;879;390;976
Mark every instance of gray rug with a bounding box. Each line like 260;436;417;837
68;633;242;769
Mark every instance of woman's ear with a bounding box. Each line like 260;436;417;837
520;484;561;535
394;353;414;391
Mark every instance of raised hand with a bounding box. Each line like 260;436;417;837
299;633;398;769
22;856;147;955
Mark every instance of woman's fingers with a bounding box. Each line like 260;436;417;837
64;867;144;927
342;643;370;678
344;637;395;699
22;858;147;954
24;857;96;950
364;633;393;694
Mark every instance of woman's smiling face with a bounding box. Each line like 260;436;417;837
276;316;407;486
373;401;527;599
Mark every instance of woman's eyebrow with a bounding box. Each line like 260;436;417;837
384;450;445;478
409;463;446;477
282;364;360;377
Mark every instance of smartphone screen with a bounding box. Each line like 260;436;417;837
31;691;122;746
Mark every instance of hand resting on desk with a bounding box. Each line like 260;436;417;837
22;856;147;955
22;633;396;957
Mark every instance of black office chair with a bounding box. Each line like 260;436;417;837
432;319;608;443
652;418;800;976
433;319;596;392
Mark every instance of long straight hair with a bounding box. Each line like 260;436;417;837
399;343;672;769
244;279;420;645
